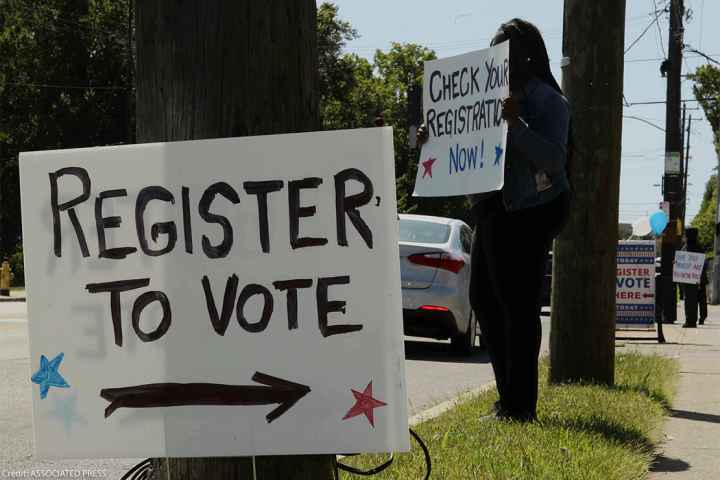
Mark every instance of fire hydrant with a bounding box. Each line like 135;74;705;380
0;259;12;296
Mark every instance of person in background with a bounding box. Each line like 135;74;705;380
681;228;706;328
699;257;709;325
418;18;571;422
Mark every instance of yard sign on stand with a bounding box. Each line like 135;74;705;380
413;41;509;197
20;128;410;459
616;241;656;328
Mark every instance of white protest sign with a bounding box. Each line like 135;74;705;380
673;251;706;284
413;42;509;197
19;128;410;459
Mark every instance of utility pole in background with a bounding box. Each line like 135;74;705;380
682;110;692;225
135;2;335;479
550;0;626;385
660;0;685;323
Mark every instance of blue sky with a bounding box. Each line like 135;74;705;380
321;0;718;224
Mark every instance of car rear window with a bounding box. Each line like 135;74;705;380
399;219;451;244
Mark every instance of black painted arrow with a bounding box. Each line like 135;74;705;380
100;372;311;423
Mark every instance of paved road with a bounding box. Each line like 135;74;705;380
0;302;550;478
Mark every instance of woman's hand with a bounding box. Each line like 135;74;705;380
501;96;521;128
416;124;429;146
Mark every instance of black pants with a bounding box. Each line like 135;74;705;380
684;283;708;325
684;285;698;327
469;192;569;420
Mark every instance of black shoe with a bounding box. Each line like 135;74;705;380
505;411;537;423
682;323;697;328
479;401;508;422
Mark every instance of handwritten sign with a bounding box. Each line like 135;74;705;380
616;241;656;326
413;42;509;197
673;251;706;285
19;128;410;458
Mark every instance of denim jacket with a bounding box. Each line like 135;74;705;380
472;77;571;212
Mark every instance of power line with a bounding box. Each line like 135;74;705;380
626;97;715;106
624;115;666;132
684;46;720;66
625;8;667;55
652;0;668;57
625;52;720;64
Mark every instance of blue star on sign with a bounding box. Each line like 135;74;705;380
494;144;504;166
31;353;70;399
50;393;86;433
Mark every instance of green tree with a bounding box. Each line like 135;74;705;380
691;174;717;256
688;65;720;260
0;0;133;257
374;43;471;221
317;5;470;221
690;65;720;139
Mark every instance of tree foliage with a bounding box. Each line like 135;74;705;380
690;65;720;140
0;1;476;266
317;4;471;222
0;0;132;257
688;65;720;257
691;174;717;256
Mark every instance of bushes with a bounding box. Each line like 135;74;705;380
7;244;24;287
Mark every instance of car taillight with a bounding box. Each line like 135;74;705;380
419;305;450;312
408;253;465;273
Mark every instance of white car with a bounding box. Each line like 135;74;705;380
399;214;479;355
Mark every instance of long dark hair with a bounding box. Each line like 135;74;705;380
498;18;575;190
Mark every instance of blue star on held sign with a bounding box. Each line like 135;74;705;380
31;353;70;399
494;144;504;166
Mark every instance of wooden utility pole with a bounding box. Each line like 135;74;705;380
135;2;334;479
550;0;626;385
682;112;692;224
659;0;685;323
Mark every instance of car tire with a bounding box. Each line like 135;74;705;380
451;312;477;356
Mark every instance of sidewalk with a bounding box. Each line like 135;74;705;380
618;305;720;479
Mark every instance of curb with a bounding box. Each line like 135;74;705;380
409;380;496;426
0;297;26;303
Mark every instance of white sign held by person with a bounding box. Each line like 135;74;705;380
20;128;410;459
673;251;706;284
413;41;509;197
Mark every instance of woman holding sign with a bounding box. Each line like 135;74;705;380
419;18;571;422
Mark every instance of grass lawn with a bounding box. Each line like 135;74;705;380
340;353;678;479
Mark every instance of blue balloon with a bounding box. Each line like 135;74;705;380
649;211;669;235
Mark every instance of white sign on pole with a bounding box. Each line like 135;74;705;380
664;152;682;175
413;42;510;197
20;128;409;459
673;251;706;284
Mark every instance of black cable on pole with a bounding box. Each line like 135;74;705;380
335;454;395;477
120;459;152;480
335;428;431;479
409;428;432;480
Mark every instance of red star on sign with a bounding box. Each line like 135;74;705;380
421;158;436;179
342;381;387;428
